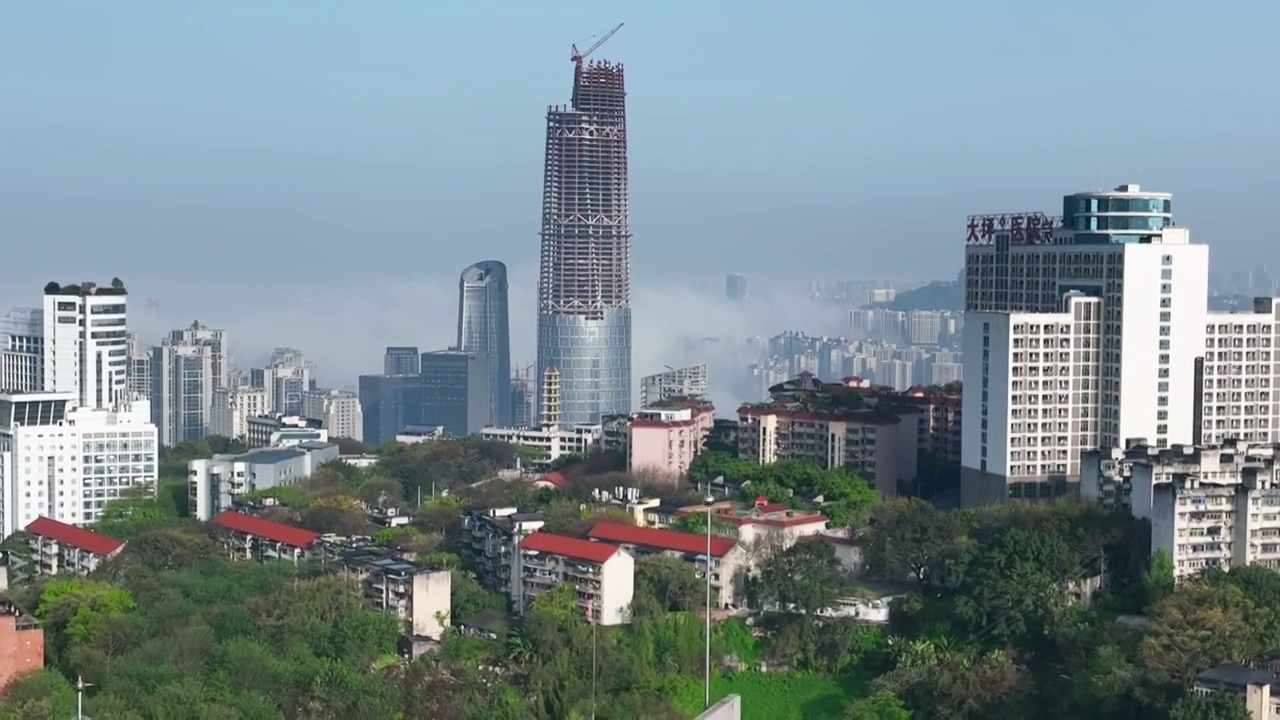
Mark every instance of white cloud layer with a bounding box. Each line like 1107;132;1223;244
52;266;849;412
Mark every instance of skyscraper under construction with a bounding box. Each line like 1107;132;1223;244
536;33;632;425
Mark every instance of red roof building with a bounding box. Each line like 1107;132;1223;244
587;521;736;558
517;532;634;626
24;516;124;556
212;511;319;549
520;531;621;564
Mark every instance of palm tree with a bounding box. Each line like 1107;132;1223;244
506;630;536;669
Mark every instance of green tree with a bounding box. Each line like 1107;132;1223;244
951;525;1081;644
37;578;136;649
845;690;912;720
754;540;845;614
632;555;703;616
866;497;966;587
1143;548;1175;605
1141;582;1272;683
1168;691;1250;720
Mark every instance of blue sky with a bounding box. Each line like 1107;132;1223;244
1;1;1277;384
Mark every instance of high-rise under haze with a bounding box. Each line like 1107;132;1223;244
457;261;512;426
535;55;633;425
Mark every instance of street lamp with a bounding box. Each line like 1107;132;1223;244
703;482;717;711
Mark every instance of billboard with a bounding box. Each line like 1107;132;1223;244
965;212;1061;246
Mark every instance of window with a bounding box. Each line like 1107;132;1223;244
1162;255;1173;265
1161;269;1173;280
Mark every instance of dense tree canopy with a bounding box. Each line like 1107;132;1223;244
689;452;880;526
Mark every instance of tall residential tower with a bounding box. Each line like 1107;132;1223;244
535;50;633;425
961;185;1208;506
458;261;512;426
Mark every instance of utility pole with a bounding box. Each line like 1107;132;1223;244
703;480;719;711
75;676;92;719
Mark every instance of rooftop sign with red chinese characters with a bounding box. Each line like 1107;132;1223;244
965;213;1061;246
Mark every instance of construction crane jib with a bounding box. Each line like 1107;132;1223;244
570;22;624;66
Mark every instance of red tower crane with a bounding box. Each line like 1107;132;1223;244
570;23;623;67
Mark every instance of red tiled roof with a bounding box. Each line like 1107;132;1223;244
520;531;620;564
588;521;736;558
25;516;124;556
212;511;319;548
536;471;567;487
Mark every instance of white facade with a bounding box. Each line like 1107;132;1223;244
0;392;158;538
42;284;130;410
962;185;1209;505
518;533;635;626
0;308;43;394
1136;461;1280;582
302;389;363;442
1200;297;1280;446
639;363;709;407
963;294;1103;501
253;348;314;416
151;343;215;446
480;423;601;467
210;386;270;440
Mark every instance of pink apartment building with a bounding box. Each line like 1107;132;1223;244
627;402;715;478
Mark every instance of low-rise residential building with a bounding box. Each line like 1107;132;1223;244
604;400;715;479
518;531;634;625
24;516;125;576
586;521;744;608
480;423;601;471
332;544;451;641
1193;665;1280;718
673;498;829;550
212;510;320;564
0;599;42;691
189;442;339;520
461;508;545;607
736;377;921;497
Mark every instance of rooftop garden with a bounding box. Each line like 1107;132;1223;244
43;278;127;296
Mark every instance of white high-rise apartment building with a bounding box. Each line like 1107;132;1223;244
210;386;270;440
125;332;151;402
0;307;43;393
41;281;130;410
166;321;229;388
1199;297;1280;446
150;321;228;446
151;344;215;446
301;388;362;442
252;348;314;416
639;364;709;407
0;391;158;538
962;185;1209;505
